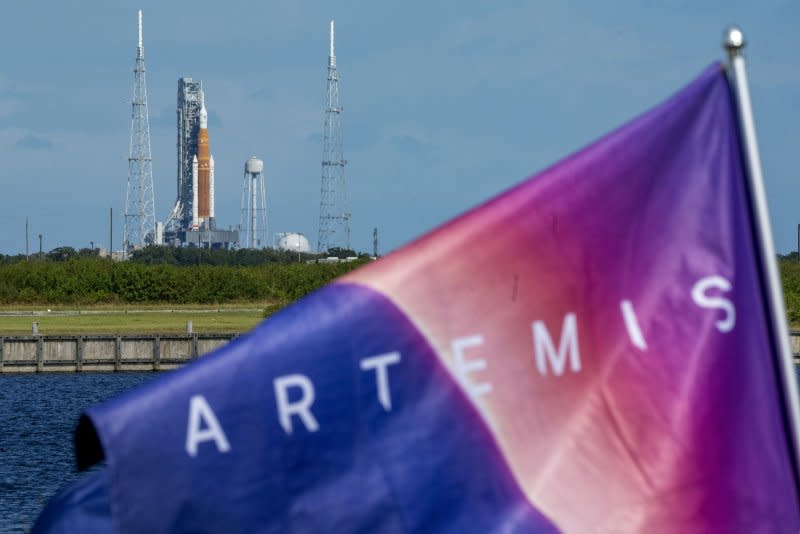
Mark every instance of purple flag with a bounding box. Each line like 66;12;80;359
35;63;800;533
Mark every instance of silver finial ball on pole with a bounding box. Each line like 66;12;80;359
723;26;745;55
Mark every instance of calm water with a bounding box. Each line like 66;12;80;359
3;370;800;532
0;373;155;533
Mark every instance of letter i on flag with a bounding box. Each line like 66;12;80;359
35;28;800;533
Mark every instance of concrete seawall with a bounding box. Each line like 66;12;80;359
1;330;800;373
0;333;237;373
793;332;800;360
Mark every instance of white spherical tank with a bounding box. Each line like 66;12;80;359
245;156;264;175
276;233;311;253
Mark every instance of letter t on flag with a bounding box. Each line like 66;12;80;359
34;29;800;533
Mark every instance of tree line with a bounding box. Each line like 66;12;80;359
780;257;800;325
0;245;365;266
6;248;800;327
0;257;368;305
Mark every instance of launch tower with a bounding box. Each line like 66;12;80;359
164;78;202;233
316;19;350;253
123;10;156;253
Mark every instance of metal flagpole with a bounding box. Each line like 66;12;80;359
724;26;800;484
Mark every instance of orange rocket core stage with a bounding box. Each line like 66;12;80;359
197;127;211;219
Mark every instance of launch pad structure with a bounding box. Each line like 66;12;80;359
161;78;237;248
123;15;363;254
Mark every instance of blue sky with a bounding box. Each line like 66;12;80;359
0;1;797;254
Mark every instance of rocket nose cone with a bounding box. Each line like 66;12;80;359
199;105;208;129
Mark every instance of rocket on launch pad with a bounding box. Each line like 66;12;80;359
192;92;215;229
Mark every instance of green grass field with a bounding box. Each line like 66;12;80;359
0;305;266;335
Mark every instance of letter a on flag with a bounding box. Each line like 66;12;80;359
36;63;800;532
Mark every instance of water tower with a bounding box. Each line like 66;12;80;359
240;156;267;248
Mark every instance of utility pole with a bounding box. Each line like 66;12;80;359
38;234;42;258
25;217;29;261
373;227;378;257
110;207;113;255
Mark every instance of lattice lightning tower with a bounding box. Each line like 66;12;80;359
317;19;350;253
123;10;156;252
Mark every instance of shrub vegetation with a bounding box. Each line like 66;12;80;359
0;253;367;306
11;248;800;328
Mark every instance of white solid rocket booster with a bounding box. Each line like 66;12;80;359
192;155;199;228
210;155;215;219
